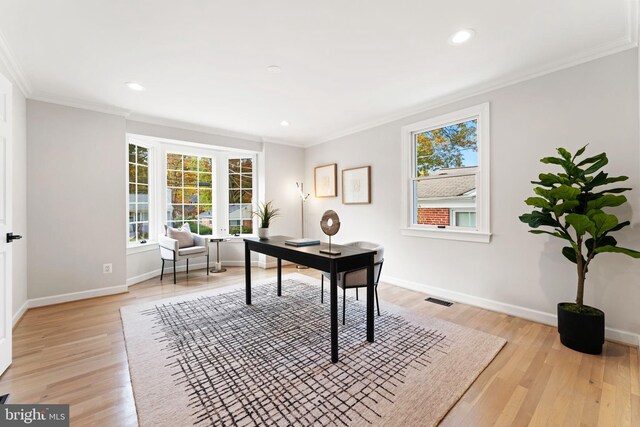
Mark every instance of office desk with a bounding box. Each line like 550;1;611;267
244;236;376;363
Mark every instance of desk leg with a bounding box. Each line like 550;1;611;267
277;258;282;296
330;261;338;363
245;242;251;305
367;255;374;343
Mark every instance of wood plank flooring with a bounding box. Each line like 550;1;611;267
0;266;637;426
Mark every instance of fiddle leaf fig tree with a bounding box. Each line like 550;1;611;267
519;145;640;310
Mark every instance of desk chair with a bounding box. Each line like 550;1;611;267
320;241;384;324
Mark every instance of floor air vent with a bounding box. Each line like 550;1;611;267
426;297;453;307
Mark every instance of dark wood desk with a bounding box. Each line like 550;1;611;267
244;236;376;363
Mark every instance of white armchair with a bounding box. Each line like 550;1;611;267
159;225;209;284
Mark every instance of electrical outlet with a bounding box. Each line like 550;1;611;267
103;263;113;274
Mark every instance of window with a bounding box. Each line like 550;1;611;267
126;136;259;247
128;143;151;244
401;103;490;242
228;158;254;235
452;210;476;228
166;153;214;235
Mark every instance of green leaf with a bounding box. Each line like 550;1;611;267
594;187;632;195
590;213;618;237
576;153;606;167
533;173;564;188
562;247;577;264
525;197;552;209
574;145;587;158
549;185;580;201
608;220;630;233
552;200;579;216
533;187;554;200
529;230;564;238
583;157;609;175
586;236;617;253
519;211;558;228
595;245;640;258
540;156;565;166
565;213;595;236
586;194;627;210
557;148;571;161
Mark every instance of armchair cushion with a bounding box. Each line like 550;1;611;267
166;224;194;248
178;246;207;256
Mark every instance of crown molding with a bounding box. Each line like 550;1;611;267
310;2;639;147
127;113;266;143
29;92;131;116
0;28;31;96
261;137;306;148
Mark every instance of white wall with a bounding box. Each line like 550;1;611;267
0;64;27;321
304;49;640;344
27;100;127;299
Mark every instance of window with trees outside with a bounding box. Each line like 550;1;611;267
228;158;254;235
401;103;490;242
166;153;214;235
128;143;150;243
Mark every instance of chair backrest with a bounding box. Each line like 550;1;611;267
344;241;384;264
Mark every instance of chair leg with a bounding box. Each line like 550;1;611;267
160;259;165;281
343;287;346;325
186;259;189;275
173;260;177;284
356;288;358;300
321;276;324;304
375;285;380;316
207;253;210;276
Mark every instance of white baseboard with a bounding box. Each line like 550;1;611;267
27;285;129;309
12;300;28;327
382;274;640;348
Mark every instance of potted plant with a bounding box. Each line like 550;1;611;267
253;201;280;239
520;145;640;354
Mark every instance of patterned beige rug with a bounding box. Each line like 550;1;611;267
121;273;505;426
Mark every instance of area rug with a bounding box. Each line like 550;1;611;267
121;273;505;426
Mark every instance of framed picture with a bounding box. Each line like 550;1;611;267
314;164;338;197
342;166;371;204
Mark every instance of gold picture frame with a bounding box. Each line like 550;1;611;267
342;166;371;204
314;163;337;198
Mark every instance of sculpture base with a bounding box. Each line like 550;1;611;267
319;249;341;256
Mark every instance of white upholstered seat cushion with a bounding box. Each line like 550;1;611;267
178;246;207;256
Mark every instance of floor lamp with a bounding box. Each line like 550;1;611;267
296;182;310;270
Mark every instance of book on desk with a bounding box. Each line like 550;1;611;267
284;238;321;247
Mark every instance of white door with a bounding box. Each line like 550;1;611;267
0;73;13;375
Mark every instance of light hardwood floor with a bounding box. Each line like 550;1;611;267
1;266;638;426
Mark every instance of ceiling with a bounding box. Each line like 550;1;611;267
0;0;635;146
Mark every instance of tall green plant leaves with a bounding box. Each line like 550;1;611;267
520;145;638;298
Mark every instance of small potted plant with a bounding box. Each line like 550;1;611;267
253;201;280;239
520;145;639;354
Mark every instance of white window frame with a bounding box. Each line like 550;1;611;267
224;153;258;236
126;139;157;249
400;103;491;243
450;208;477;228
126;135;260;252
162;146;217;237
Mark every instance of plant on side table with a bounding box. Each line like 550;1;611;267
253;201;281;239
520;145;640;354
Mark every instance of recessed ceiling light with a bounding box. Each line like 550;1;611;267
125;82;145;91
449;29;475;45
280;120;290;127
267;65;282;74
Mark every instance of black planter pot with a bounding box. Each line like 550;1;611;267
557;303;604;355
